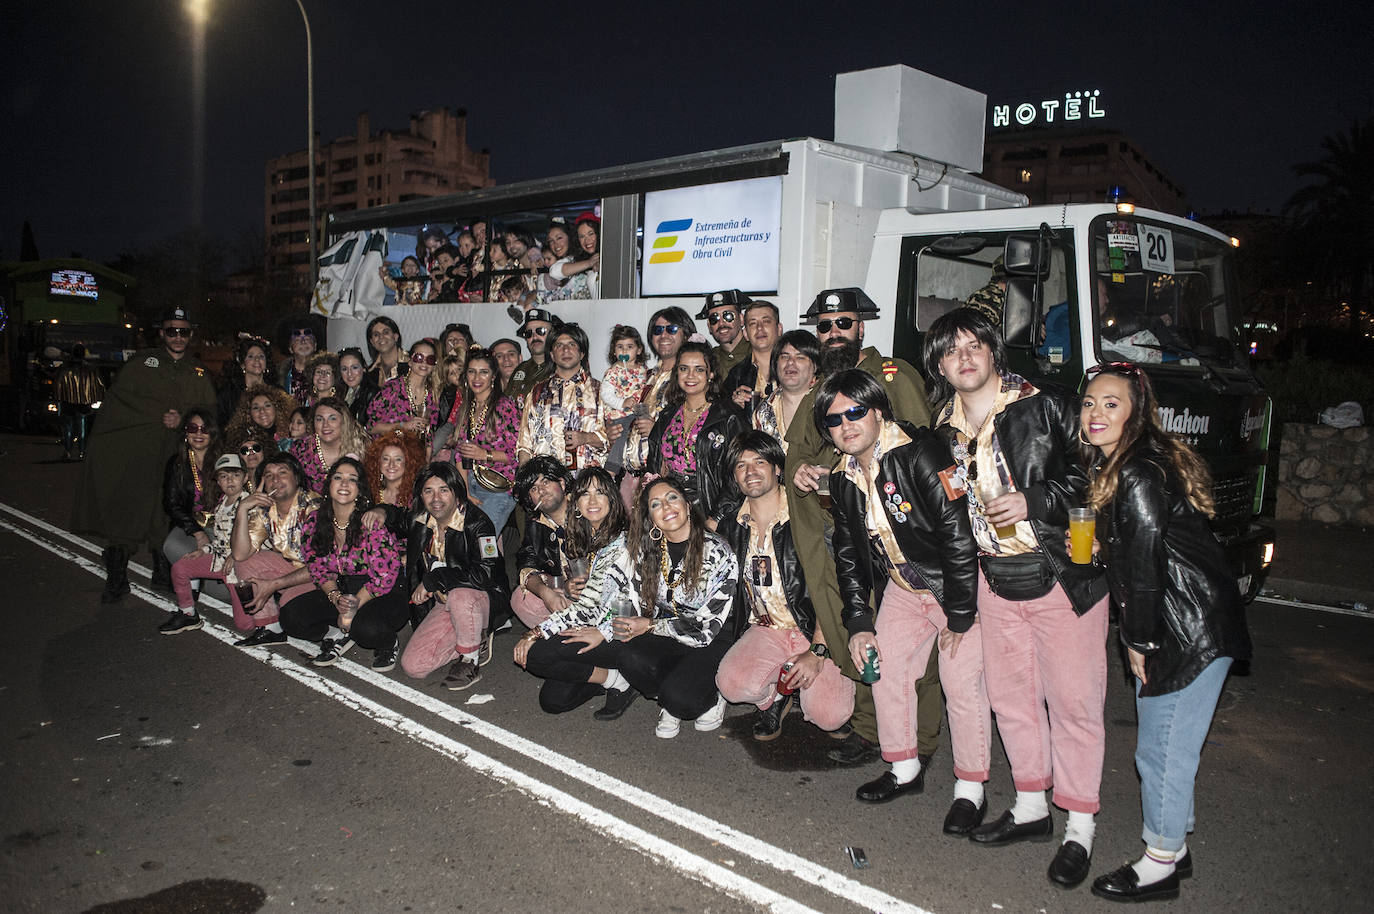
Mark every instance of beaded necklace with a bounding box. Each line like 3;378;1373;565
406;377;425;418
313;433;330;472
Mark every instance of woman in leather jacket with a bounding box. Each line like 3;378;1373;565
161;407;222;577
645;340;747;525
1079;364;1251;904
399;462;510;692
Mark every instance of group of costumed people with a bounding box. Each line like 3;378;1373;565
72;289;1249;904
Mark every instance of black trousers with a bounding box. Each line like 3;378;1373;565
525;634;627;714
616;632;734;721
279;575;410;650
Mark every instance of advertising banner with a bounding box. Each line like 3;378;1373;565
642;176;782;296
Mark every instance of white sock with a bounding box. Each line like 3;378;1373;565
324;626;344;641
459;650;479;663
953;778;984;805
602;669;629;692
1131;847;1177;883
891;757;921;785
1010;790;1049;824
265;622;283;633
1064;810;1096;853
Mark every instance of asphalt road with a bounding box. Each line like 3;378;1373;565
1;431;1371;914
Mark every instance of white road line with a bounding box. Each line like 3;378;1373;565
1255;594;1372;618
0;504;936;914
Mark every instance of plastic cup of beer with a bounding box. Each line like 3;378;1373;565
1068;507;1096;564
979;482;1018;539
815;470;832;510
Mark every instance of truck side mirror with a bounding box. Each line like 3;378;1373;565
1004;234;1050;277
1004;276;1038;348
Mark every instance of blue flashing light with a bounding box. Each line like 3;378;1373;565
1107;185;1127;203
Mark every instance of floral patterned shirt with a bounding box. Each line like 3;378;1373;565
300;512;403;595
515;370;607;467
659;405;711;476
367;376;440;436
449;395;520;483
288;436;361;495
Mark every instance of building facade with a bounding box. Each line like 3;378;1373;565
982;128;1186;215
264;108;492;283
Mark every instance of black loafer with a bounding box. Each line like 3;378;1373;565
592;687;638;721
942;798;988;836
1090;864;1180;903
969;810;1055;846
1048;840;1092;888
752;694;794;741
1174;848;1193;879
827;731;882;766
234;627;287;648
856;769;925;804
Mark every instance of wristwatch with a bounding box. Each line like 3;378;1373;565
809;643;830;660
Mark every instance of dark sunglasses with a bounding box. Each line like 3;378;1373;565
815;317;857;334
291;329;315;338
822;404;870;428
239;443;264;455
707;311;737;325
410;352;438;366
651;324;682;336
184;423;209;435
520;326;551;339
163;327;192;338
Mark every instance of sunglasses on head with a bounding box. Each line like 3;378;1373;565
291;329;314;338
1086;361;1143;378
815;317;857;334
822;404;871;428
651;324;681;336
239;443;264;455
184;423;209;435
707;311;737;325
410;351;438;366
163;327;192;338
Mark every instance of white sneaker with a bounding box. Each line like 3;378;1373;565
694;694;728;731
655;709;681;739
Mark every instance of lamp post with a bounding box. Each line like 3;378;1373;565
294;0;317;286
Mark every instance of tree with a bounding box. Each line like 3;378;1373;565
1284;117;1374;330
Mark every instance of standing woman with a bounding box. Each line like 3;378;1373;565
607;476;740;738
303;351;341;407
442;348;519;533
622;308;694;499
284;457;408;670
367;338;442;441
290;396;369;495
161;408;222;577
1080;365;1251;904
400;463;509;691
215;335;275;426
645;340;747;526
337;347;378;425
433;353;467;454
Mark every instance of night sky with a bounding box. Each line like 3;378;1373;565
4;0;1369;264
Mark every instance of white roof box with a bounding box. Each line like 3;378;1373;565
834;65;986;173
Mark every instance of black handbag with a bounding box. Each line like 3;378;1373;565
979;552;1056;601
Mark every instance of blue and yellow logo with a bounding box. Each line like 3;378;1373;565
649;218;692;264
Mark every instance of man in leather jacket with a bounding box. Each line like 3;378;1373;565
715;431;854;742
924;309;1110;889
510;457;575;629
817;370;985;814
785;287;943;770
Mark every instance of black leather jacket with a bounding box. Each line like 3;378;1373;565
405;508;510;625
832;421;979;636
646;400;748;522
938;383;1109;616
1098;449;1252;696
716;504;816;639
516;513;564;579
162;454;204;537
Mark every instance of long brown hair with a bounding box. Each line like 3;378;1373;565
1079;364;1215;517
633;476;706;610
566;468;628;559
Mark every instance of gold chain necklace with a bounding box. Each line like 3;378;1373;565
314;433;329;471
468;395;491;440
659;541;685;607
188;446;202;497
406;379;424;417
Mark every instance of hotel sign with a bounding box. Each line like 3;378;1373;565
990;90;1106;128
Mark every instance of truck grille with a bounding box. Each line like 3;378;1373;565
1211;472;1254;527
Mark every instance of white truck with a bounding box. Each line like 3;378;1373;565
324;64;1274;596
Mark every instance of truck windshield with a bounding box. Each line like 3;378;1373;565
1091;216;1240;368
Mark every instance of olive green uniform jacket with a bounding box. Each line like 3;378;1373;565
72;348;219;547
713;339;751;377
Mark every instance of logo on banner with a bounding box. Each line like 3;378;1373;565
650;218;692;264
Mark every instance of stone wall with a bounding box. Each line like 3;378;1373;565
1276;423;1373;525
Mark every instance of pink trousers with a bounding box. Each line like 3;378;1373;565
510;586;552;628
232;551;317;629
715;626;854;732
170;551;250;628
978;573;1108;813
400;589;491;678
872;587;991;778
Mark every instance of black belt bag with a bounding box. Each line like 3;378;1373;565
979;553;1056;601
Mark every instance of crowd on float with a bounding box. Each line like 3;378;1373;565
71;285;1249;904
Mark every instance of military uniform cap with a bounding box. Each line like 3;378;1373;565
157;307;197;328
697;289;752;319
520;308;563;330
801;287;880;324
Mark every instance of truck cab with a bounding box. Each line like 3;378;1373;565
866;203;1275;599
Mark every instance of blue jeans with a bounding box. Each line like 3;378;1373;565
466;470;515;534
1134;656;1232;851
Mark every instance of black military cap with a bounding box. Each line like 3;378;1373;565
156;307;197;328
520;308;564;330
696;289;752;320
800;287;880;324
